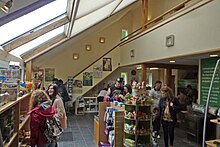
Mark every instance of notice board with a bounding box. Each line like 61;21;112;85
200;57;220;107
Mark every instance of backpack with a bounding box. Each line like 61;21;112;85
43;116;64;143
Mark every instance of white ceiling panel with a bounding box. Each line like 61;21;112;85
71;0;121;36
76;0;115;19
113;0;137;14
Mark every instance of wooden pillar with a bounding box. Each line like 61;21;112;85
166;68;172;87
25;61;32;81
141;64;146;87
142;0;148;30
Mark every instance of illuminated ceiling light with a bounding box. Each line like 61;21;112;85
210;54;218;57
136;65;142;70
169;60;176;63
85;44;91;51
99;37;105;43
1;0;13;13
150;67;159;70
73;53;79;60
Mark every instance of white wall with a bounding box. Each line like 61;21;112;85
120;0;220;66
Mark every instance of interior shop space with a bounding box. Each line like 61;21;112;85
1;0;220;147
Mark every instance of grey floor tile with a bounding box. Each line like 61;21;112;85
60;132;73;142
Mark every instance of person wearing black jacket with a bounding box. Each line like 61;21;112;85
158;86;181;147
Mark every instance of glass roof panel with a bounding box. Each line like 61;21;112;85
113;0;137;14
71;0;121;36
9;26;64;58
76;0;114;19
0;0;67;45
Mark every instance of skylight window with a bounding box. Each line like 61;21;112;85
9;26;64;58
0;0;67;45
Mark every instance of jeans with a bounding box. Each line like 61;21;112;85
152;115;161;132
162;121;176;147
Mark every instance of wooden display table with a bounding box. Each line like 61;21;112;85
206;139;220;147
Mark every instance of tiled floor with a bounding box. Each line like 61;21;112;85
58;113;200;147
58;113;97;147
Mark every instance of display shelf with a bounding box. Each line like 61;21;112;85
206;119;220;146
4;132;18;147
75;96;85;115
19;115;30;130
84;97;98;113
123;102;152;147
97;102;124;147
0;93;31;147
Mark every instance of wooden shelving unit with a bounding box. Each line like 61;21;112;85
94;102;124;147
0;93;31;147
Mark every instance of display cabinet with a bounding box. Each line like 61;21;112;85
124;103;151;147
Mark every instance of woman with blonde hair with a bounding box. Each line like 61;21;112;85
158;86;181;147
29;90;55;147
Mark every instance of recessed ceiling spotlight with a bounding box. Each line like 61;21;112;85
210;54;218;57
169;60;176;63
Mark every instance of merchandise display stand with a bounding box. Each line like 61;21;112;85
0;93;31;147
94;102;124;147
123;103;151;147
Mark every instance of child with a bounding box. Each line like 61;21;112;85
152;107;160;138
29;90;56;147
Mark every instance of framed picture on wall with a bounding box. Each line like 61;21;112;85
103;58;112;71
83;72;93;86
45;68;55;82
32;69;44;81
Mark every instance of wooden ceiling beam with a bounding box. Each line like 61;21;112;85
21;33;67;62
3;16;69;52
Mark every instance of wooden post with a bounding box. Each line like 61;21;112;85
166;68;172;87
142;0;148;30
141;64;146;88
25;61;32;81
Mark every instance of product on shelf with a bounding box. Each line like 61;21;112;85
0;107;16;144
124;82;152;147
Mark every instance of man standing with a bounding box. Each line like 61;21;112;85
149;80;162;139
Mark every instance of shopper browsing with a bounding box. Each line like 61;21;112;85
159;86;181;147
47;83;67;129
149;80;162;139
29;90;56;147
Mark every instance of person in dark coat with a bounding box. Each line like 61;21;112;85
29;90;55;147
158;86;181;147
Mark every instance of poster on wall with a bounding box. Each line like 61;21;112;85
103;58;112;71
73;80;82;94
200;57;220;107
32;69;44;81
83;72;93;86
45;68;55;82
93;65;102;78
